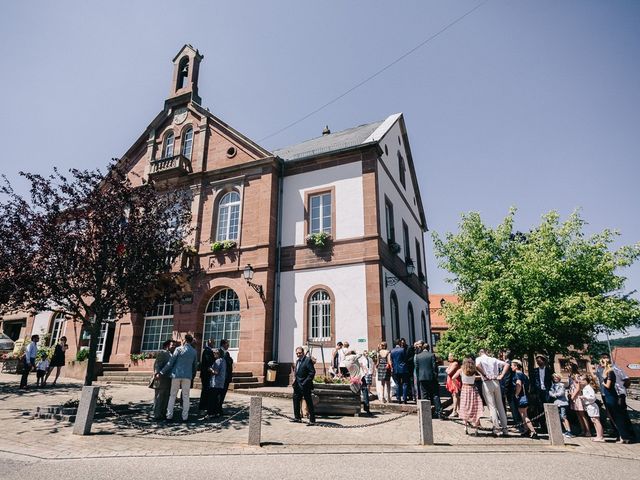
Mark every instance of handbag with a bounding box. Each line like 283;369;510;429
148;374;159;389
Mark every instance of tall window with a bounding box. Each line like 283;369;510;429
163;132;175;158
142;296;174;351
181;127;193;159
421;312;427;341
402;221;410;262
408;303;415;344
385;198;395;243
309;192;332;234
415;239;423;279
204;289;241;348
216;191;241;241
308;290;331;341
398;151;406;189
49;312;65;346
390;291;399;341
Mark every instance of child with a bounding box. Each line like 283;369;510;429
579;375;604;442
549;373;573;438
36;353;50;387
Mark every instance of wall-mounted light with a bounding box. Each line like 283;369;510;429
385;259;416;287
243;264;265;301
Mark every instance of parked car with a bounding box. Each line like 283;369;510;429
0;333;16;354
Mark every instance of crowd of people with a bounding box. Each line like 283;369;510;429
327;339;636;442
19;334;68;389
151;335;234;422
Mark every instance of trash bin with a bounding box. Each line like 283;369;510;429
266;361;278;382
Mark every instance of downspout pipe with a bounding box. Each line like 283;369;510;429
272;158;285;361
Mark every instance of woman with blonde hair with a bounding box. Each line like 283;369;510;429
567;363;591;437
452;356;483;435
600;358;633;443
578;374;604;442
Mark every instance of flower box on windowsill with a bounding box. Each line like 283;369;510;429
210;240;237;253
306;232;332;249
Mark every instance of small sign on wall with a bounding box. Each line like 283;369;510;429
628;363;640;370
357;338;366;343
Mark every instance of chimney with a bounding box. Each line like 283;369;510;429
322;125;331;135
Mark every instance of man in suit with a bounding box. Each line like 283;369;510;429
218;339;234;414
389;338;408;404
414;344;442;418
532;354;553;403
198;339;215;412
152;339;174;420
292;346;316;425
158;334;198;422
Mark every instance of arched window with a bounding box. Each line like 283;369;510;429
398;151;406;189
49;312;66;346
181;127;193;159
216;191;241;241
204;289;241;348
141;296;174;351
421;311;427;341
177;56;189;90
408;303;415;344
308;290;331;342
390;291;400;342
163;132;175;158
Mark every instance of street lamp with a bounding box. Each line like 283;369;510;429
384;259;416;287
243;264;265;301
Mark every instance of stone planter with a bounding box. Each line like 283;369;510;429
63;360;103;381
312;383;361;416
0;359;22;374
127;358;155;371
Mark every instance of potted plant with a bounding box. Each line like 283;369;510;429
388;241;401;254
312;375;361;415
306;232;332;249
210;240;237;252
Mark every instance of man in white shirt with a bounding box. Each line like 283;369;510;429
475;349;510;435
20;335;40;389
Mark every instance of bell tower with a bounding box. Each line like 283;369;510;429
167;44;203;106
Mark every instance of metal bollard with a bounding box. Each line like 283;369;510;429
417;399;434;445
248;396;262;446
73;385;100;435
543;403;565;446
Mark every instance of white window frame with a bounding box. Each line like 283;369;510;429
308;290;331;342
309;192;332;235
141;297;174;352
215;191;241;241
181;127;193;159
203;289;241;349
49;312;66;347
163;132;175;158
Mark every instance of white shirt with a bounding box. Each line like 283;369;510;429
538;367;547;390
36;359;49;371
25;341;38;360
475;354;505;380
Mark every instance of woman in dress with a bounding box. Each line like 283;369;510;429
45;336;68;387
375;342;391;403
452;356;483;435
578;374;604;442
511;360;537;438
568;363;591;437
445;353;462;418
600;358;633;443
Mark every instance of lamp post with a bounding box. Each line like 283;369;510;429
243;264;265;301
384;260;416;287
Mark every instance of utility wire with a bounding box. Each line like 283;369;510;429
259;0;490;143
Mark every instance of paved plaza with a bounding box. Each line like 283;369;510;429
0;372;638;478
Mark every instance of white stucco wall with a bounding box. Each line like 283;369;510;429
281;162;364;247
278;264;369;365
381;267;430;345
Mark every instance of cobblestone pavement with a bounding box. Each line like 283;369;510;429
1;373;638;461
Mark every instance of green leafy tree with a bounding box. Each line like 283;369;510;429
0;163;192;385
432;209;640;370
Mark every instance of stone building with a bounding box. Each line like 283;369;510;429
0;45;431;383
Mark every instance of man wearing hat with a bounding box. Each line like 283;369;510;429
532;354;553;404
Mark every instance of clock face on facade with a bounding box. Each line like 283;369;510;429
173;107;188;125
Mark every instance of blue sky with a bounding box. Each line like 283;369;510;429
1;1;638;335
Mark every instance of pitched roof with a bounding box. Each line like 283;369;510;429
612;347;640;378
273;121;383;162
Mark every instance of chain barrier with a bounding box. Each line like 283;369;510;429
445;410;546;434
98;391;249;437
261;406;414;429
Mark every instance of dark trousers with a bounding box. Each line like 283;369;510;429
199;375;211;410
20;360;33;388
419;380;442;416
605;396;634;441
219;382;230;410
153;381;171;419
392;373;409;403
293;382;315;422
208;388;223;415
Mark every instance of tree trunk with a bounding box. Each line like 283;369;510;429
526;350;536;378
84;319;101;386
